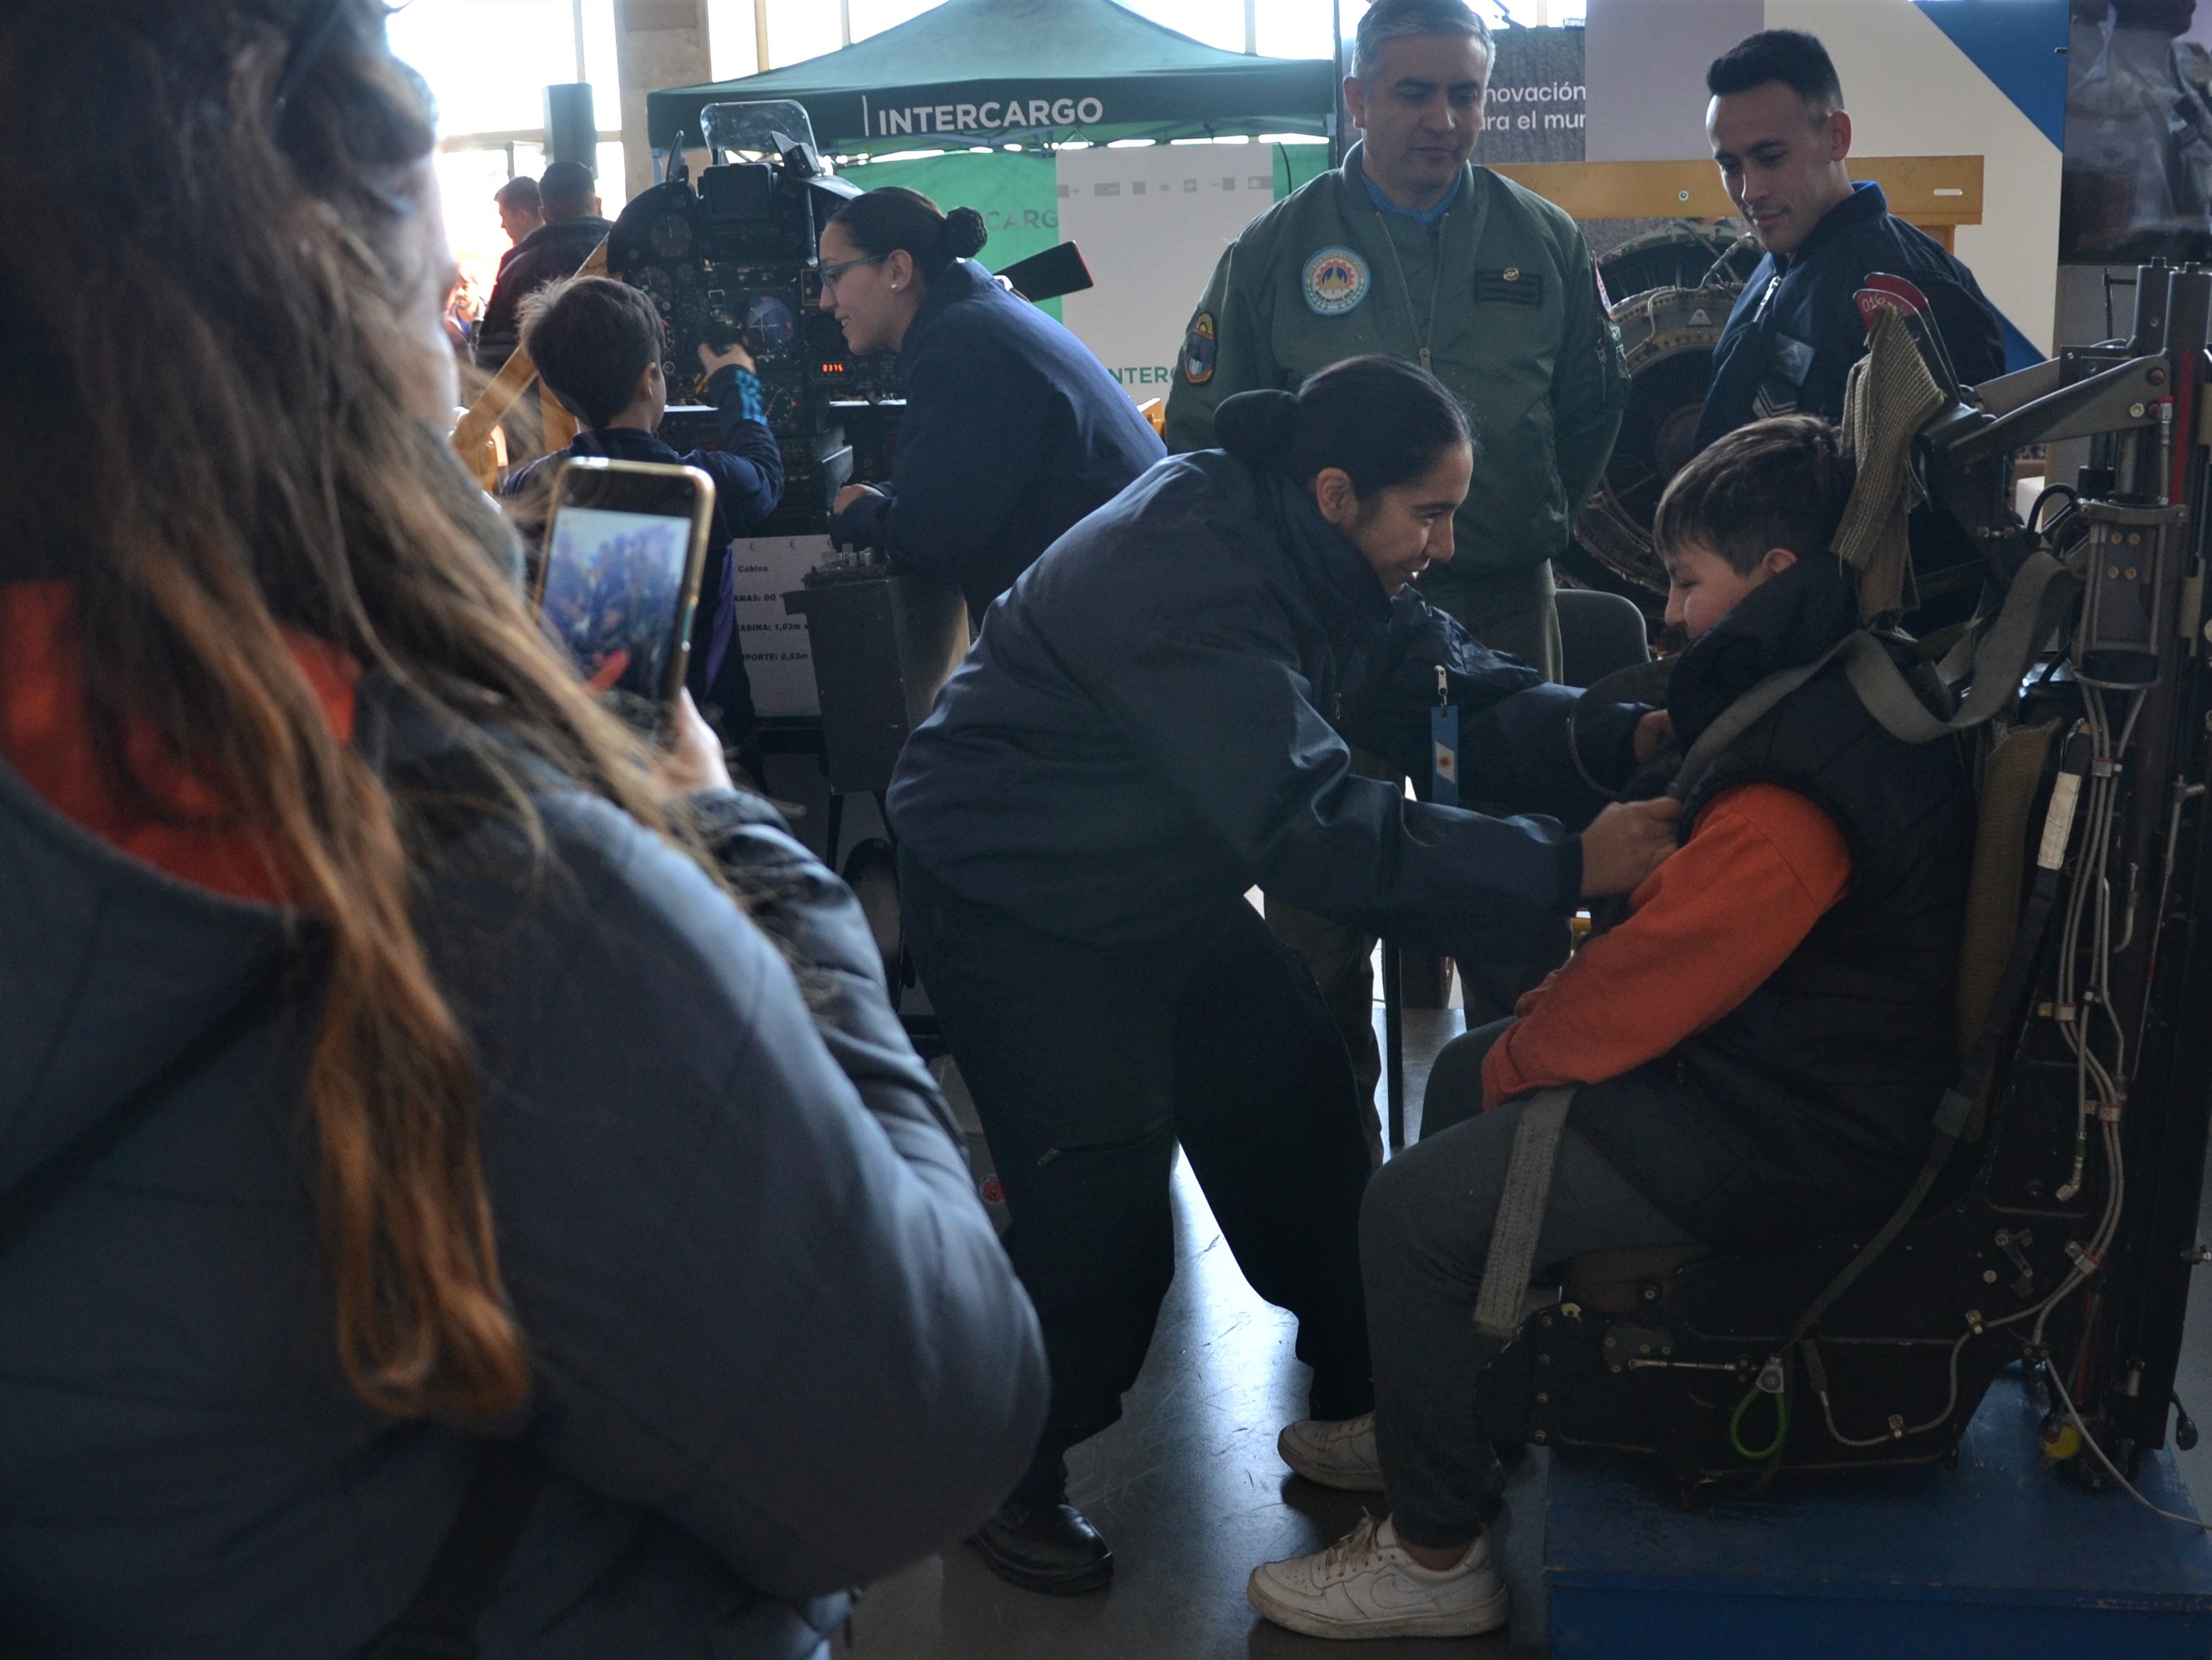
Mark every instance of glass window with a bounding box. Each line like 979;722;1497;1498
850;0;947;39
1254;0;1335;60
390;3;629;314
1328;0;1575;68
1106;0;1244;53
703;0;761;80
767;0;843;65
390;0;621;135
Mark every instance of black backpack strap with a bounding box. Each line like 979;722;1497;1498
355;686;546;1655
366;1437;544;1660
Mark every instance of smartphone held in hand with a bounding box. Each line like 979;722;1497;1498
536;458;717;730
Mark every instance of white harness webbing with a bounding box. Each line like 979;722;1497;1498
1472;1086;1576;1340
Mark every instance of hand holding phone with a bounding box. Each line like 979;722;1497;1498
656;690;737;798
537;458;718;733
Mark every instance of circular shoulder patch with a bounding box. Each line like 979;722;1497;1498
1182;311;1218;385
1303;246;1370;317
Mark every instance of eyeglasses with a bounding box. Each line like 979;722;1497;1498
818;252;887;296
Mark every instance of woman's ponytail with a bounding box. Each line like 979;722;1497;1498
1215;388;1300;471
939;205;988;262
1219;356;1473;496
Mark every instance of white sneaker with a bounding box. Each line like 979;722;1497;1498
1278;1412;1386;1491
1247;1515;1510;1640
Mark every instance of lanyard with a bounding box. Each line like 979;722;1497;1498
1430;664;1460;807
1375;218;1443;374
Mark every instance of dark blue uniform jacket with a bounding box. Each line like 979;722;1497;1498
887;450;1625;962
475;215;614;371
847;258;1165;624
1694;183;2006;449
506;365;784;735
1693;183;2009;626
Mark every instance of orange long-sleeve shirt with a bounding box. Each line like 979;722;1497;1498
1;580;358;905
1482;782;1853;1109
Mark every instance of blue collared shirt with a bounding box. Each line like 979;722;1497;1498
1359;162;1463;228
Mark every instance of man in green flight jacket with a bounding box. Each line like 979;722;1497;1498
1166;0;1627;673
1165;0;1629;1107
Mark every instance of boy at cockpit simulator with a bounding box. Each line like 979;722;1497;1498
1246;415;1975;1642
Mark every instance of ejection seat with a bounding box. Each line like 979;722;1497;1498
1478;668;2072;1495
1474;302;2092;1494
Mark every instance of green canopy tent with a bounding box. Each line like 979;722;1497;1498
645;0;1336;159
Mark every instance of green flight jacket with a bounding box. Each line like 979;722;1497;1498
1165;142;1630;600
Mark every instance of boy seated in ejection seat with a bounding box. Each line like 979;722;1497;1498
503;274;784;744
1244;415;1975;1643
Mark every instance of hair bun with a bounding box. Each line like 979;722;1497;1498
1214;388;1300;469
940;206;988;260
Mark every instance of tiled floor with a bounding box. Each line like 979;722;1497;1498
849;1004;2212;1660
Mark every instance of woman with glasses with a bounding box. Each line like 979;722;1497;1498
818;188;1165;627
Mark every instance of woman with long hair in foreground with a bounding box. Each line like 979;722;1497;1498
0;3;1044;1653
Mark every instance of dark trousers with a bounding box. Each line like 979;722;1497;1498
900;851;1375;1505
1367;1019;1691;1546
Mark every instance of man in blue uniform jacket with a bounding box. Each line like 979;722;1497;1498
1693;30;2007;627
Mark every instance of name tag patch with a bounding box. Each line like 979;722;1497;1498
1303;247;1371;316
1769;332;1815;387
1475;267;1542;306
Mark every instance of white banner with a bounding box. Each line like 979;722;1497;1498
1054;144;1281;405
732;533;831;716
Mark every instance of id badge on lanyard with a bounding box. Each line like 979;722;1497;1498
1430;665;1460;807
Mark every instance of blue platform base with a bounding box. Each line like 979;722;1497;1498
1542;1372;2212;1658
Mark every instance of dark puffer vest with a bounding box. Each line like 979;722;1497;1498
1569;555;1975;1249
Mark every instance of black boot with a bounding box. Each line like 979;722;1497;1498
966;1496;1114;1595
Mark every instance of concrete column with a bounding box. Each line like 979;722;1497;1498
612;0;714;200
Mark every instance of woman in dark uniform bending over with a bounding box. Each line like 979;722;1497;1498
888;358;1682;1595
816;188;1165;627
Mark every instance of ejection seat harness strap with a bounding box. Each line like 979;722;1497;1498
1670;550;2078;806
1567;551;2074;807
1471;1087;1576;1341
1478;551;2085;1462
1718;553;2085;1449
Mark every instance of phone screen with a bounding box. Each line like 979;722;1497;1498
541;504;697;705
536;459;713;725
